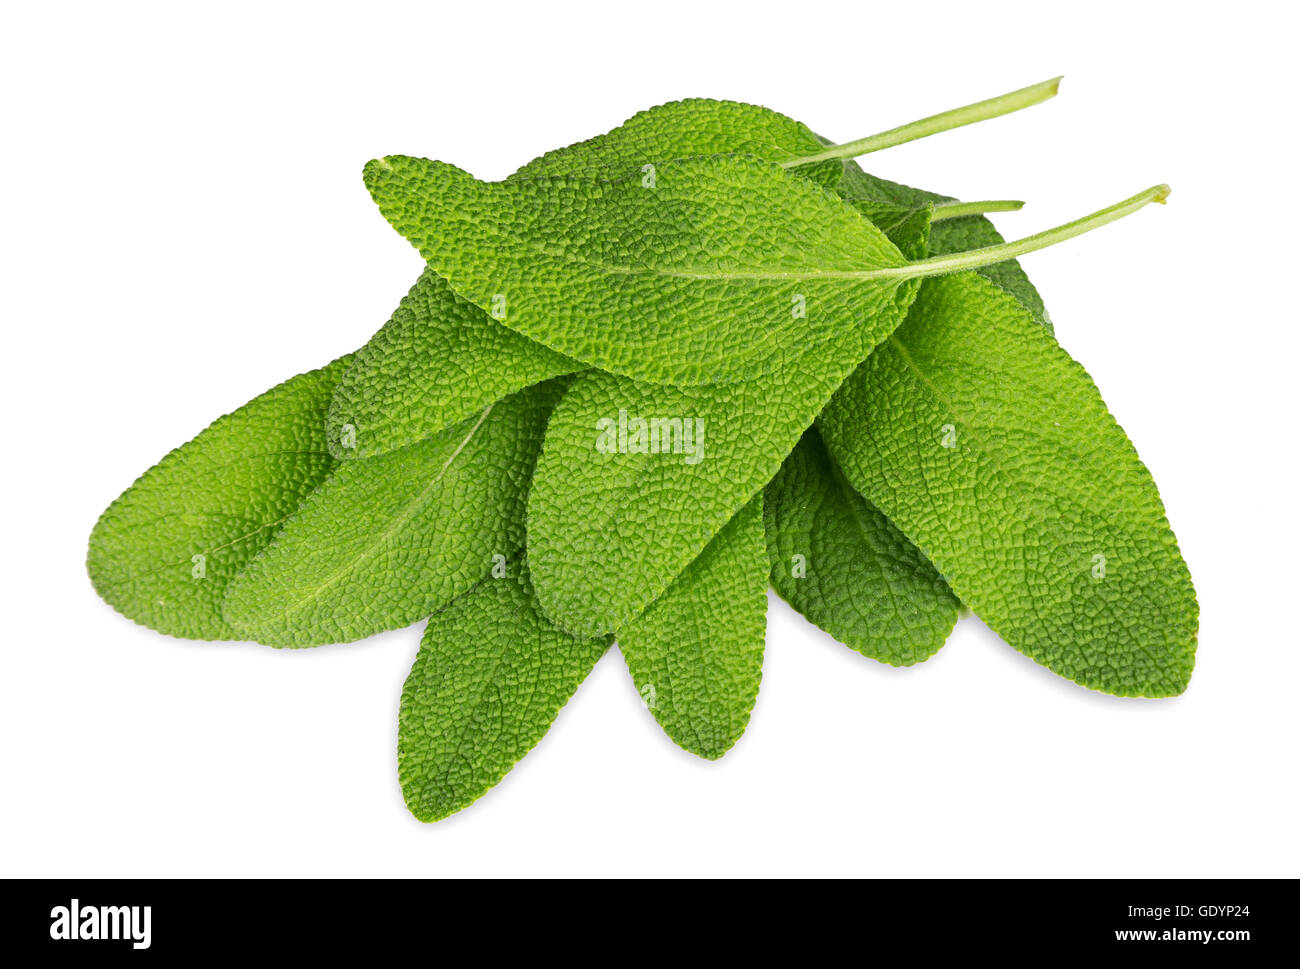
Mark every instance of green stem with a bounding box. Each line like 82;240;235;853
931;199;1025;221
884;184;1170;281
781;77;1062;168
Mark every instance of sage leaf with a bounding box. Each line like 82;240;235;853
516;97;841;188
343;86;1058;453
764;428;959;666
525;328;897;636
516;78;1060;185
839;161;1051;330
87;356;350;640
363;154;917;386
618;495;767;759
326;269;578;460
524;179;1168;636
818;273;1198;696
222;378;567;647
399;563;610;822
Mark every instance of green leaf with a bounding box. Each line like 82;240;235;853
764;428;959;666
930;211;1051;332
87;356;350;640
331;100;842;458
344;94;1049;453
618;495;767;759
839;161;1050;330
399;563;610;822
513;79;1059;187
525;320;908;636
363;153;917;386
514;97;841;187
818;272;1198;696
223;379;566;647
326;269;578;460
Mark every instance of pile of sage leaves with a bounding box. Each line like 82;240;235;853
89;79;1197;821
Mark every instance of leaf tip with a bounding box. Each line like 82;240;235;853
362;156;396;193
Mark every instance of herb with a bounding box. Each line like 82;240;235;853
364;153;918;386
224;378;567;647
338;81;1058;451
838;161;1052;330
326;269;577;460
618;496;767;759
525;333;881;635
87;357;349;639
514;78;1061;183
818;272;1197;696
399;561;609;822
520;183;1166;635
86;81;1199;824
765;428;959;666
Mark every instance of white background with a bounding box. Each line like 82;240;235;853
2;1;1296;878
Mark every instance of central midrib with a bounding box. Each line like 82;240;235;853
270;403;497;619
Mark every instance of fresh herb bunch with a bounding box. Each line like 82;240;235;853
88;79;1198;822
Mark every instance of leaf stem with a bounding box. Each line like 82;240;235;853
887;184;1170;280
782;77;1062;168
931;199;1025;221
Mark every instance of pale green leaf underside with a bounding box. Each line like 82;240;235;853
223;379;565;647
399;563;610;822
363;153;910;386
618;496;767;759
765;428;959;666
819;272;1198;696
87;356;350;640
327;269;578;460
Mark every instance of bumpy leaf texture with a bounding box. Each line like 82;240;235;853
764;428;959;666
339;99;1049;456
87;357;349;639
618;496;768;759
399;562;610;822
838;161;1050;331
524;176;929;636
515;97;841;187
363;154;916;386
332;95;840;458
223;379;567;647
524;322;911;636
327;269;578;460
819;273;1198;696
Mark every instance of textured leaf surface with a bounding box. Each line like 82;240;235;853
839;161;1050;330
87;357;349;640
364;154;912;386
765;428;958;666
819;272;1198;696
515;97;840;187
223;380;565;647
399;564;609;822
846;200;932;259
525;284;917;636
327;269;577;460
618;496;767;759
337;99;848;455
